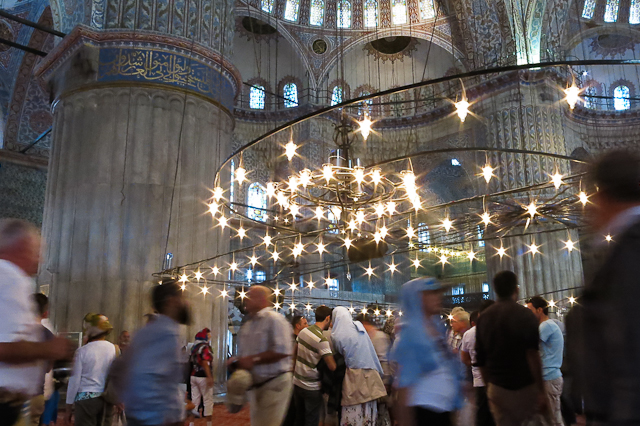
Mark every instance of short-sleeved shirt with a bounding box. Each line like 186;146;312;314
476;300;540;391
238;307;293;383
539;319;564;381
0;260;41;396
293;325;332;391
460;326;483;387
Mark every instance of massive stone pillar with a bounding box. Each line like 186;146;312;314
35;25;239;390
477;75;584;301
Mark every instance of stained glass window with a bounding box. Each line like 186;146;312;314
310;0;325;25
255;270;266;282
358;92;372;117
230;160;235;204
584;85;598;109
247;183;268;222
419;0;436;19
477;225;485;247
631;0;640;23
337;0;352;28
327;278;339;291
261;0;274;13
283;83;298;108
284;0;300;21
331;86;343;106
604;0;619;22
614;85;630;110
391;0;407;24
581;0;596;19
364;0;378;27
250;85;265;109
418;223;430;252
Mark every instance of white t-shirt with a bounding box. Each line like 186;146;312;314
66;340;117;404
0;260;42;395
460;326;483;387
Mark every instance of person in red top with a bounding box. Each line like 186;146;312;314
189;328;214;426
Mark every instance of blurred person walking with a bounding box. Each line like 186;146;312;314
460;301;495;426
29;293;55;426
188;328;214;426
526;296;564;426
283;315;309;426
571;150;640;425
121;279;191;426
0;219;73;426
475;271;547;426
66;314;118;426
292;306;336;426
330;307;386;426
391;277;465;426
235;285;293;426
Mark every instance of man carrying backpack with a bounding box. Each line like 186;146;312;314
189;329;214;426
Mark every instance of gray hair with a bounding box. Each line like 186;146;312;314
0;219;39;252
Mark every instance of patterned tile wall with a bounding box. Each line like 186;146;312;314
0;160;47;227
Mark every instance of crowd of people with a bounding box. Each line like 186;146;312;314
1;149;640;426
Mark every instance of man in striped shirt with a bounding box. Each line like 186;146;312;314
293;306;336;426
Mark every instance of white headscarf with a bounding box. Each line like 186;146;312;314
331;307;383;374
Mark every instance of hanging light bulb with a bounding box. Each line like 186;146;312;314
353;166;365;185
406;226;415;239
213;187;224;201
379;226;388;239
373;231;382;244
239;289;247;299
218;216;228;229
564;84;580;110
348;305;355;314
442;217;453;232
315;207;324;220
211;266;220;276
271;250;280;261
194;270;204;281
375;203;385;217
455;98;470;122
387;261;397;273
220;288;229;298
401;170;416;196
306;303;313;311
266;182;276;197
285;140;297;161
361;307;368;314
527;242;540;257
496;246;507;259
288;176;299;192
564;239;575;252
343;237;353;249
480;212;491;226
322;164;334;183
411;195;421;211
263;234;272;246
467;250;476;261
179;273;189;283
299;169;312;188
412;258;421;268
207;202;219;215
386;201;396;215
355;210;365;224
237;227;246;240
307;280;315;289
579;191;588;206
386;309;393;317
569;296;576;305
526;202;538;218
481;165;495;183
359;116;373;140
250;255;258;266
605;234;613;242
316;241;326;254
374;308;381;316
235;165;247;184
550;173;564;189
439;254;449;265
289;203;299;218
371;168;382;185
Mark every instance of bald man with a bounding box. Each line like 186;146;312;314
235;285;294;426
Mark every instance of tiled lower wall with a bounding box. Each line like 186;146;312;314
0;159;47;227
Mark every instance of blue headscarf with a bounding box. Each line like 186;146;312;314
390;277;465;407
331;307;383;374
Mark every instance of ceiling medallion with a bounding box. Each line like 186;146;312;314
312;39;328;55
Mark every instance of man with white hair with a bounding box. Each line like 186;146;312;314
0;219;73;426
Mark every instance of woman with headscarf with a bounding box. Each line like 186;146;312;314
66;313;118;426
391;278;465;426
331;306;387;426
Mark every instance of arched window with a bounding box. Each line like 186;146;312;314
391;0;407;24
249;85;266;109
614;85;630;110
310;0;325;25
283;83;299;108
582;0;596;18
631;0;640;24
477;225;485;247
604;0;619;22
584;85;598;109
364;0;378;27
284;0;300;21
418;223;430;252
247;183;268;222
331;86;343;106
337;0;352;28
419;0;436;19
261;0;274;13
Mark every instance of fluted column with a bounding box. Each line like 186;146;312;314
35;27;239;391
478;77;584;300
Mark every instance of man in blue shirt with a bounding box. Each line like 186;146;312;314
121;279;192;426
527;296;564;426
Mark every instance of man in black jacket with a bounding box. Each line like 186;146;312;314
574;150;640;425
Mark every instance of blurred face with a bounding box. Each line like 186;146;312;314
527;303;543;321
451;317;467;333
244;287;266;314
119;331;130;345
297;318;309;332
421;290;442;316
14;232;41;276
